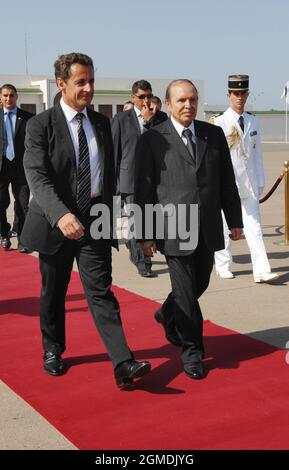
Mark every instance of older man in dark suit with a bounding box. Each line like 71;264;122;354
111;80;167;277
0;84;33;251
135;79;243;380
20;52;150;389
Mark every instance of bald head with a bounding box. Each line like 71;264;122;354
165;79;198;101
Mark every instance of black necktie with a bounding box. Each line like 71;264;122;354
182;128;196;162
75;113;91;214
238;115;244;133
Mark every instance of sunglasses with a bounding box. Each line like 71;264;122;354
134;93;153;100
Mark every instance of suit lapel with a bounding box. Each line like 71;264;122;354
194;120;208;170
0;110;4;150
128;108;142;136
87;108;104;146
52;104;77;170
0;108;22;141
162;119;195;167
0;109;4;139
87;108;105;179
226;107;244;138
15;108;23;137
243;113;251;138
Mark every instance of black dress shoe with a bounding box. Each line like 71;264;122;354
145;266;157;277
137;265;158;278
18;243;32;253
154;308;182;346
114;359;151;390
43;351;64;376
184;361;204;380
1;237;11;251
9;230;18;238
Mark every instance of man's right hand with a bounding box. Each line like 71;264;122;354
141;103;155;123
57;213;85;240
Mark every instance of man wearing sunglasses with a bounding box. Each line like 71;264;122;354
111;80;167;277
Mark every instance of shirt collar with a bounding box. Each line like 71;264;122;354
170;115;195;139
134;106;142;118
229;107;245;121
3;107;17;115
60;98;88;122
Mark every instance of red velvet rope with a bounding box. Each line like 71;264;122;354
259;173;284;204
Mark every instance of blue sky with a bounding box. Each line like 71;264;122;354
1;0;288;110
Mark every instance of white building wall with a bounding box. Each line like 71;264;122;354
0;74;204;118
17;93;44;113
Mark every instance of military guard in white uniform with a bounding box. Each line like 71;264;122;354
210;75;278;283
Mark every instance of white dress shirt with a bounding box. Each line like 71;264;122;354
134;106;145;134
60;98;102;197
170;115;196;145
230;108;246;133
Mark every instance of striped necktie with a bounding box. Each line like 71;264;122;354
75;113;91;214
182;128;196;163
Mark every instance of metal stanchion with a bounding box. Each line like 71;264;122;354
284;161;289;244
275;160;289;245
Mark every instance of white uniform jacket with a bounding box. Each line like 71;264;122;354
211;108;265;199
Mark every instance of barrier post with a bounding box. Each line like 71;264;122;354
284;161;289;244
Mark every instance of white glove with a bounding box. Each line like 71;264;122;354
258;186;264;196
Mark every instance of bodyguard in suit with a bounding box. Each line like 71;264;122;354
211;75;279;283
150;95;168;122
122;101;134;112
0;84;33;251
20;53;150;389
111;80;167;277
135;79;243;379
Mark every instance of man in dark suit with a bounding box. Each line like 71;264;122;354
111;80;167;277
135;79;243;380
20;52;150;389
0;84;33;251
122;101;134;112
150;95;168;122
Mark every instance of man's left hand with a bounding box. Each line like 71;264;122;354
139;241;157;257
229;228;243;241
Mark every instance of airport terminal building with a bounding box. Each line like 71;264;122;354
1;74;286;141
0;74;205;119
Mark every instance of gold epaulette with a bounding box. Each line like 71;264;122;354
209;112;223;125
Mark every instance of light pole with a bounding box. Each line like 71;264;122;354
280;82;289;144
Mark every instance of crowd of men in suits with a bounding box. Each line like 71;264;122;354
0;53;278;388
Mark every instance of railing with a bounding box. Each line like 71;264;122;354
260;161;289;245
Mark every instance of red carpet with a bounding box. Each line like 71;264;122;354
1;249;289;450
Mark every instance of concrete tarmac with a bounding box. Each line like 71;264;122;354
1;143;289;450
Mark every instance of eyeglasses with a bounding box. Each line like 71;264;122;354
134;93;153;100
